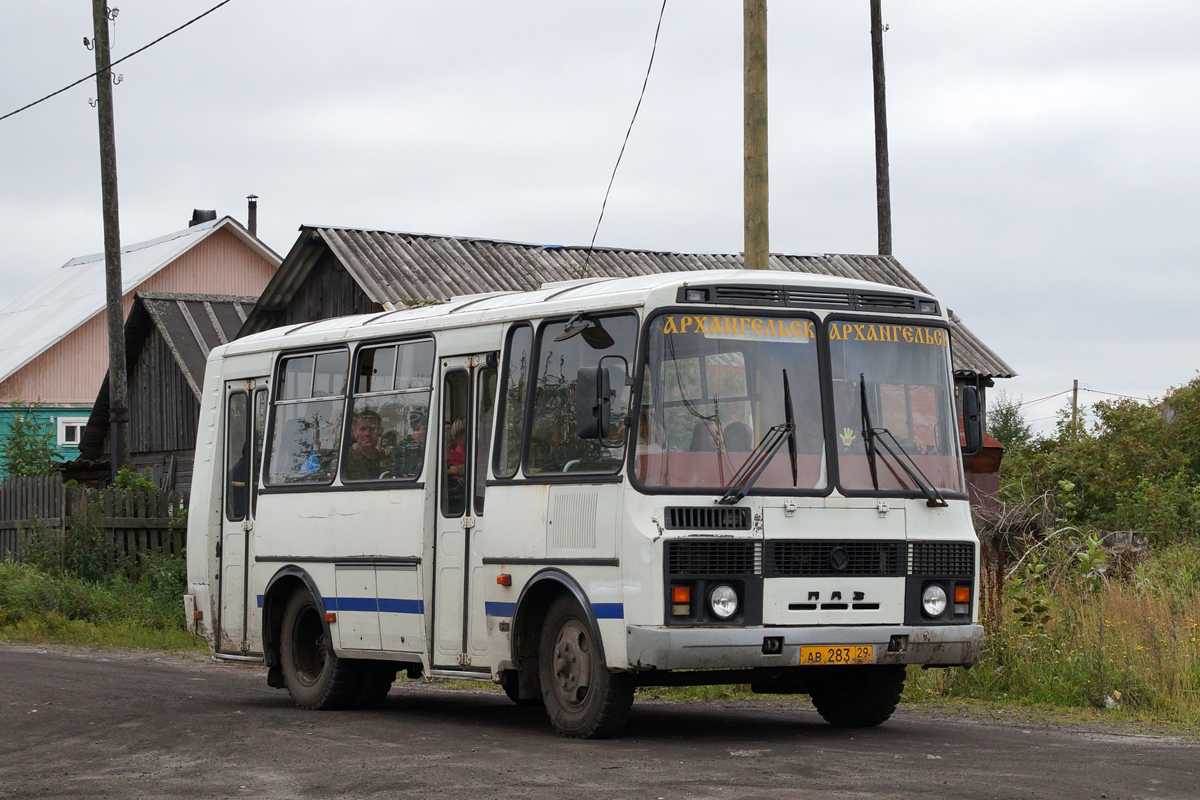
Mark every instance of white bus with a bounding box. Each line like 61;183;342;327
186;269;984;738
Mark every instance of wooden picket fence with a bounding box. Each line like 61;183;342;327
0;474;187;569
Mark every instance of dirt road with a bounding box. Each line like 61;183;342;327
0;645;1194;799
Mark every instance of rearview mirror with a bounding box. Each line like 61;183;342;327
576;367;611;440
962;386;983;456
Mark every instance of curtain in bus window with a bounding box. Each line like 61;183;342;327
527;313;637;475
827;321;963;494
266;351;348;485
495;325;532;478
344;340;435;482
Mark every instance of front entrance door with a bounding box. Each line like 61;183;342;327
217;378;268;655
432;354;497;668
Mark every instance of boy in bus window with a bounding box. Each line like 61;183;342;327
346;409;388;480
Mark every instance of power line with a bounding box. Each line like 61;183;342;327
0;0;235;124
581;0;668;273
1080;387;1151;402
1014;389;1071;408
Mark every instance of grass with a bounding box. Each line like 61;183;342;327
0;559;206;652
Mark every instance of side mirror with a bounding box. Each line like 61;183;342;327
576;367;611;440
962;385;983;456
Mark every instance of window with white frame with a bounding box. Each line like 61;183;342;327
57;417;89;448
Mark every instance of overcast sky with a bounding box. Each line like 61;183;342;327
3;1;1198;431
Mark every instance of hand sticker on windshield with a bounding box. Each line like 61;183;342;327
840;427;857;448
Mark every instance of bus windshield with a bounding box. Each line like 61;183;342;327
635;312;826;492
828;320;963;494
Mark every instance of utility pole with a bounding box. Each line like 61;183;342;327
870;0;892;256
1071;379;1079;434
91;0;128;476
743;0;769;270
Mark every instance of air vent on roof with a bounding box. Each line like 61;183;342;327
856;292;919;312
677;284;939;315
712;286;785;306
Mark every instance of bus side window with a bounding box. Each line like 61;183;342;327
343;339;435;483
526;312;638;475
252;388;268;516
225;391;250;521
266;350;349;485
494;324;532;479
474;364;498;513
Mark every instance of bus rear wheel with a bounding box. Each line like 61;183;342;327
538;595;633;738
280;590;360;710
808;664;906;728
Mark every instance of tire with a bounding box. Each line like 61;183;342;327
538;594;634;738
501;669;543;707
350;662;397;710
280;590;361;710
809;664;906;728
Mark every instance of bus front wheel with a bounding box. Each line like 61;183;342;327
808;664;906;727
538;594;633;738
280;590;360;710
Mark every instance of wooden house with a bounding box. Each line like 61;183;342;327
74;292;257;492
0;216;279;472
240;226;1015;503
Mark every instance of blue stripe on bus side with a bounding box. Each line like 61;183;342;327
320;597;424;614
378;598;424;615
484;601;517;618
593;603;624;619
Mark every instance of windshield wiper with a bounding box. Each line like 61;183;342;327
717;422;795;505
783;369;798;487
865;427;949;508
859;373;880;490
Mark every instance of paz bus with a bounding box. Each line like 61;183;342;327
185;269;984;738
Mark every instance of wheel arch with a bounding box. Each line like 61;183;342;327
261;566;330;669
511;568;607;673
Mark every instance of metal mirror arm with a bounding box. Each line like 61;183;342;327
717;423;795;506
870;427;949;508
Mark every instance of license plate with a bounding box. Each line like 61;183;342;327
799;645;874;666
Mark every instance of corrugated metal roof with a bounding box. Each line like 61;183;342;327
0;217;278;389
245;226;1015;378
77;293;258;460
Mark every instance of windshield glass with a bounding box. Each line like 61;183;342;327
635;312;826;492
828;320;963;494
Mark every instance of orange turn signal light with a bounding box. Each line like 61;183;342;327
671;586;691;604
325;612;337;624
954;586;971;604
497;574;512;587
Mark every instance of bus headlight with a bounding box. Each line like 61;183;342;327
922;584;948;617
709;584;739;619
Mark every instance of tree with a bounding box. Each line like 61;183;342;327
988;391;1034;451
1;400;61;478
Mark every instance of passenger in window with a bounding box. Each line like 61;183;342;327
723;421;753;452
346;409;389;480
689;420;721;452
446;419;467;478
636;407;669;455
392;409;428;478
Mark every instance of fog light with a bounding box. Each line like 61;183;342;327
709;584;739;619
921;584;947;617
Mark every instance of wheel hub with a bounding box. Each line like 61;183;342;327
551;619;592;711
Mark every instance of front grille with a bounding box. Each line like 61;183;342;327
678;284;938;315
766;540;904;577
908;541;975;576
664;506;751;530
666;540;761;575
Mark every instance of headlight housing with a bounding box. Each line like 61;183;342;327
922;583;948;617
709;584;739;619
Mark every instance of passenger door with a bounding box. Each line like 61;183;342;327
217;378;269;655
432;354;497;669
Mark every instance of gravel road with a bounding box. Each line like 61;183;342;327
1;645;1195;799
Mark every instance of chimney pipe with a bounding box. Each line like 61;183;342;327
247;194;258;238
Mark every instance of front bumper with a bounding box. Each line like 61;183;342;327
626;623;983;670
